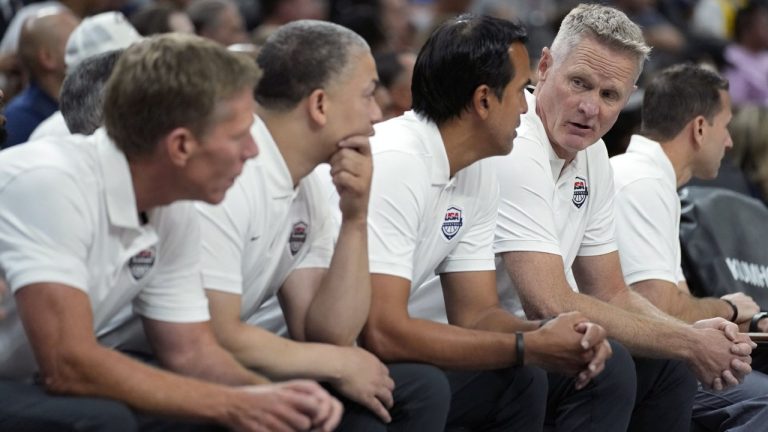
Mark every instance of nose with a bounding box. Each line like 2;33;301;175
577;96;599;117
725;132;734;150
243;134;259;160
370;97;383;125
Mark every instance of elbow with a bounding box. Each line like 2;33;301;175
38;351;93;396
358;322;407;363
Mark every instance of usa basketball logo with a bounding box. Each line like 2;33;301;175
441;206;463;240
572;176;589;209
128;246;156;280
289;222;308;256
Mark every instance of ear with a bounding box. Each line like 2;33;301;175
691;116;706;149
37;47;56;71
537;47;553;82
307;88;328;127
163;127;197;167
472;85;492;119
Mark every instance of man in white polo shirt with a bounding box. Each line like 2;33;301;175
0;34;341;432
493;4;754;431
359;14;636;431
612;64;768;432
196;20;449;431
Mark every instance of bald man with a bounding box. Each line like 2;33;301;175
4;7;78;147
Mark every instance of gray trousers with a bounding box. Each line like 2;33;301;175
693;371;768;432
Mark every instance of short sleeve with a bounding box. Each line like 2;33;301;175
439;163;498;273
0;168;90;292
368;151;427;281
493;137;562;255
578;146;618;256
614;178;679;285
195;179;252;294
132;202;209;322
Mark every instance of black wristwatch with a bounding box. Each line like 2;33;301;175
749;312;768;332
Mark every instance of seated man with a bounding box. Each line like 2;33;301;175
612;63;768;432
0;34;340;432
196;20;448;431
360;14;629;432
492;4;754;431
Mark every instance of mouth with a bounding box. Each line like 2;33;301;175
566;121;593;136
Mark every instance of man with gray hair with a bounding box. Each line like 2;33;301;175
196;19;449;431
492;4;754;430
59;49;121;135
0;33;341;431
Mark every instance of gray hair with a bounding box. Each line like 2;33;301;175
550;3;650;81
61;49;123;135
255;20;370;110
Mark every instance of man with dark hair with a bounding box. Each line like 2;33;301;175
0;33;341;432
197;20;448;431
723;1;768;106
59;49;122;135
359;14;632;431
612;63;768;432
493;4;753;431
186;0;247;46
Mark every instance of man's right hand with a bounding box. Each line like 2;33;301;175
525;311;612;389
331;346;394;423
689;318;753;390
721;293;760;324
228;380;343;432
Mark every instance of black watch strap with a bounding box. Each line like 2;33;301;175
750;312;768;332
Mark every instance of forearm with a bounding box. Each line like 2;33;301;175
463;305;542;333
222;321;348;382
361;316;521;370
306;218;369;345
44;344;240;424
551;290;694;359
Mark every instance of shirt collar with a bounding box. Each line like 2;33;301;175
626;134;677;188
252;115;294;199
95;128;142;229
403;110;450;186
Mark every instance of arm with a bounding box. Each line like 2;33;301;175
208;289;395;422
631;279;753;324
17;283;341;431
304;136;372;345
360;271;609;380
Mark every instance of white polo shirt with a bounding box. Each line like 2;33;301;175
493;91;618;316
611;135;684;285
29;111;70;141
367;111;498;320
0;129;209;380
196;115;334;334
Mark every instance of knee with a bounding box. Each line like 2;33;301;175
507;365;549;406
664;359;698;399
72;399;138;432
391;363;451;411
591;341;637;406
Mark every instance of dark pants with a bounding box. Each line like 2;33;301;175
692;371;768;432
335;362;450;431
630;356;698;432
546;340;637;432
0;380;222;432
444;366;548;431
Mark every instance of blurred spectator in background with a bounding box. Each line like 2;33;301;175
729;105;768;203
722;1;768;106
4;6;78;147
187;0;247;46
130;2;194;35
373;50;415;120
252;0;327;44
29;11;140;141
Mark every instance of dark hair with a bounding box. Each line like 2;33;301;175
411;14;527;125
61;49;123;135
130;3;178;36
187;0;231;34
641;63;729;141
734;1;768;43
374;51;404;89
255;19;369;110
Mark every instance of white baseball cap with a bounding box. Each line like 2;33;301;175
65;11;142;70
